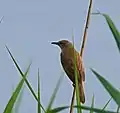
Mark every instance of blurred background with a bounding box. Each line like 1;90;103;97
0;0;120;112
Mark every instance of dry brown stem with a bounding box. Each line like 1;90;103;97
69;0;93;113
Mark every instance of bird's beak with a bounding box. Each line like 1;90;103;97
51;42;59;46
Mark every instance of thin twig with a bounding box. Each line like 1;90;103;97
69;0;93;113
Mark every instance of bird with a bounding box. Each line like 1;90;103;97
51;40;85;103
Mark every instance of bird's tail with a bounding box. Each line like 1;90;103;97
79;82;85;103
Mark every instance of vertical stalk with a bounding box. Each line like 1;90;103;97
70;0;92;113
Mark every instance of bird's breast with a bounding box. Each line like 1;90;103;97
60;52;75;83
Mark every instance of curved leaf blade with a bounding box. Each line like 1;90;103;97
46;75;63;112
102;14;120;51
49;105;117;113
91;69;120;106
5;46;45;112
3;64;31;113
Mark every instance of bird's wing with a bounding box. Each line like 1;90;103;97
77;54;85;81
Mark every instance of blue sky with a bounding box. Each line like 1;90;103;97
0;0;120;113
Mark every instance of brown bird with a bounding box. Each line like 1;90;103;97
51;40;85;103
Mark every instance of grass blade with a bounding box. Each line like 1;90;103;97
93;12;120;52
91;69;120;106
117;106;120;113
102;14;120;52
13;86;24;113
3;63;31;113
49;105;117;113
102;97;112;111
5;46;45;112
90;94;94;113
46;75;63;112
72;32;81;113
38;68;41;113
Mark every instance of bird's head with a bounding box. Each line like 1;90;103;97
51;40;73;50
